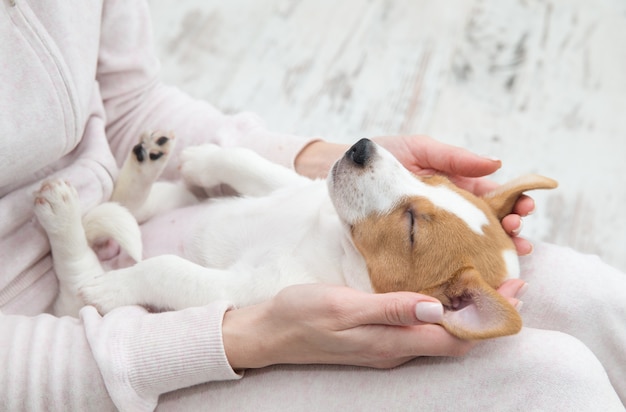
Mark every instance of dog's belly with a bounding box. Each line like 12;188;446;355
135;182;348;285
100;204;209;270
139;204;210;260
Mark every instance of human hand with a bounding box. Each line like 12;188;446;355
371;135;535;255
222;280;526;370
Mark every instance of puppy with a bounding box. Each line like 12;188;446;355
34;133;557;340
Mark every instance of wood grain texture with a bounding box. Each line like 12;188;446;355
148;0;626;271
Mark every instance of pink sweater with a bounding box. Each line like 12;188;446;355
0;1;314;410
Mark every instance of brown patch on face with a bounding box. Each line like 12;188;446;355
350;175;515;305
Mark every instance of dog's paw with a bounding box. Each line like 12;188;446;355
34;179;81;234
180;144;223;188
131;130;176;167
80;274;130;315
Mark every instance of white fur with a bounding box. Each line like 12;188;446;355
502;249;521;279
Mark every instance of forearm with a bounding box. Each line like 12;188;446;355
0;302;241;412
105;83;319;178
98;2;318;176
0;313;116;411
82;303;241;410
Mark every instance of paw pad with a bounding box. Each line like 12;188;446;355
133;131;175;163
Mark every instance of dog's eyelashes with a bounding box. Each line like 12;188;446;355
407;209;415;246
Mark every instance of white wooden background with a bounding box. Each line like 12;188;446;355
148;0;626;272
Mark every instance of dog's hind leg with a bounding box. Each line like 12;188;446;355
80;255;269;313
112;131;197;223
181;144;310;197
34;180;105;317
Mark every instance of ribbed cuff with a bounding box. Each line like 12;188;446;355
127;302;242;398
82;302;242;411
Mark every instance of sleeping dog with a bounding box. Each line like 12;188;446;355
34;132;557;340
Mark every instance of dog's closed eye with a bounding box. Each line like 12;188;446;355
406;208;415;246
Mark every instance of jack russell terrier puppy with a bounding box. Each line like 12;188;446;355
34;133;557;340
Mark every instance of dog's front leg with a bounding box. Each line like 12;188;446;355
112;131;197;223
181;144;310;196
80;255;258;313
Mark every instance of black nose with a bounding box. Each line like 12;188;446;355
346;138;373;167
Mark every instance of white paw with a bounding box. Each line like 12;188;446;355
131;130;176;172
34;179;82;234
180;143;223;188
80;273;131;315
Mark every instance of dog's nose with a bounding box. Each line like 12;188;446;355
346;138;373;167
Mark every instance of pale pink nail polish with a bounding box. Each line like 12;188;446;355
415;302;443;323
516;283;529;299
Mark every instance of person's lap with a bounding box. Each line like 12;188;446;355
520;242;626;399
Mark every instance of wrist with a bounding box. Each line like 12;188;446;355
222;303;274;370
294;140;348;179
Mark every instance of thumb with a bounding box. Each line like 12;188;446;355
352;292;444;326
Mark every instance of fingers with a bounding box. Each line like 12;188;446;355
389;324;475;358
374;135;500;178
417;137;502;178
497;279;526;312
452;176;498;196
347;291;444;326
324;288;474;359
502;214;523;236
512;194;535;216
452;179;536;255
501;214;534;255
353;323;475;367
497;279;527;299
512;236;533;256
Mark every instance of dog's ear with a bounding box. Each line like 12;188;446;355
481;174;558;220
423;269;522;340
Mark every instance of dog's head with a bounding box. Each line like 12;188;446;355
327;138;557;340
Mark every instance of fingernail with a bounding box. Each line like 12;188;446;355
514;301;524;312
415;302;444;323
512;219;523;236
481;154;501;162
515;282;529;299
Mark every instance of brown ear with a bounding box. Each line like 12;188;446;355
434;269;522;340
482;174;558;220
